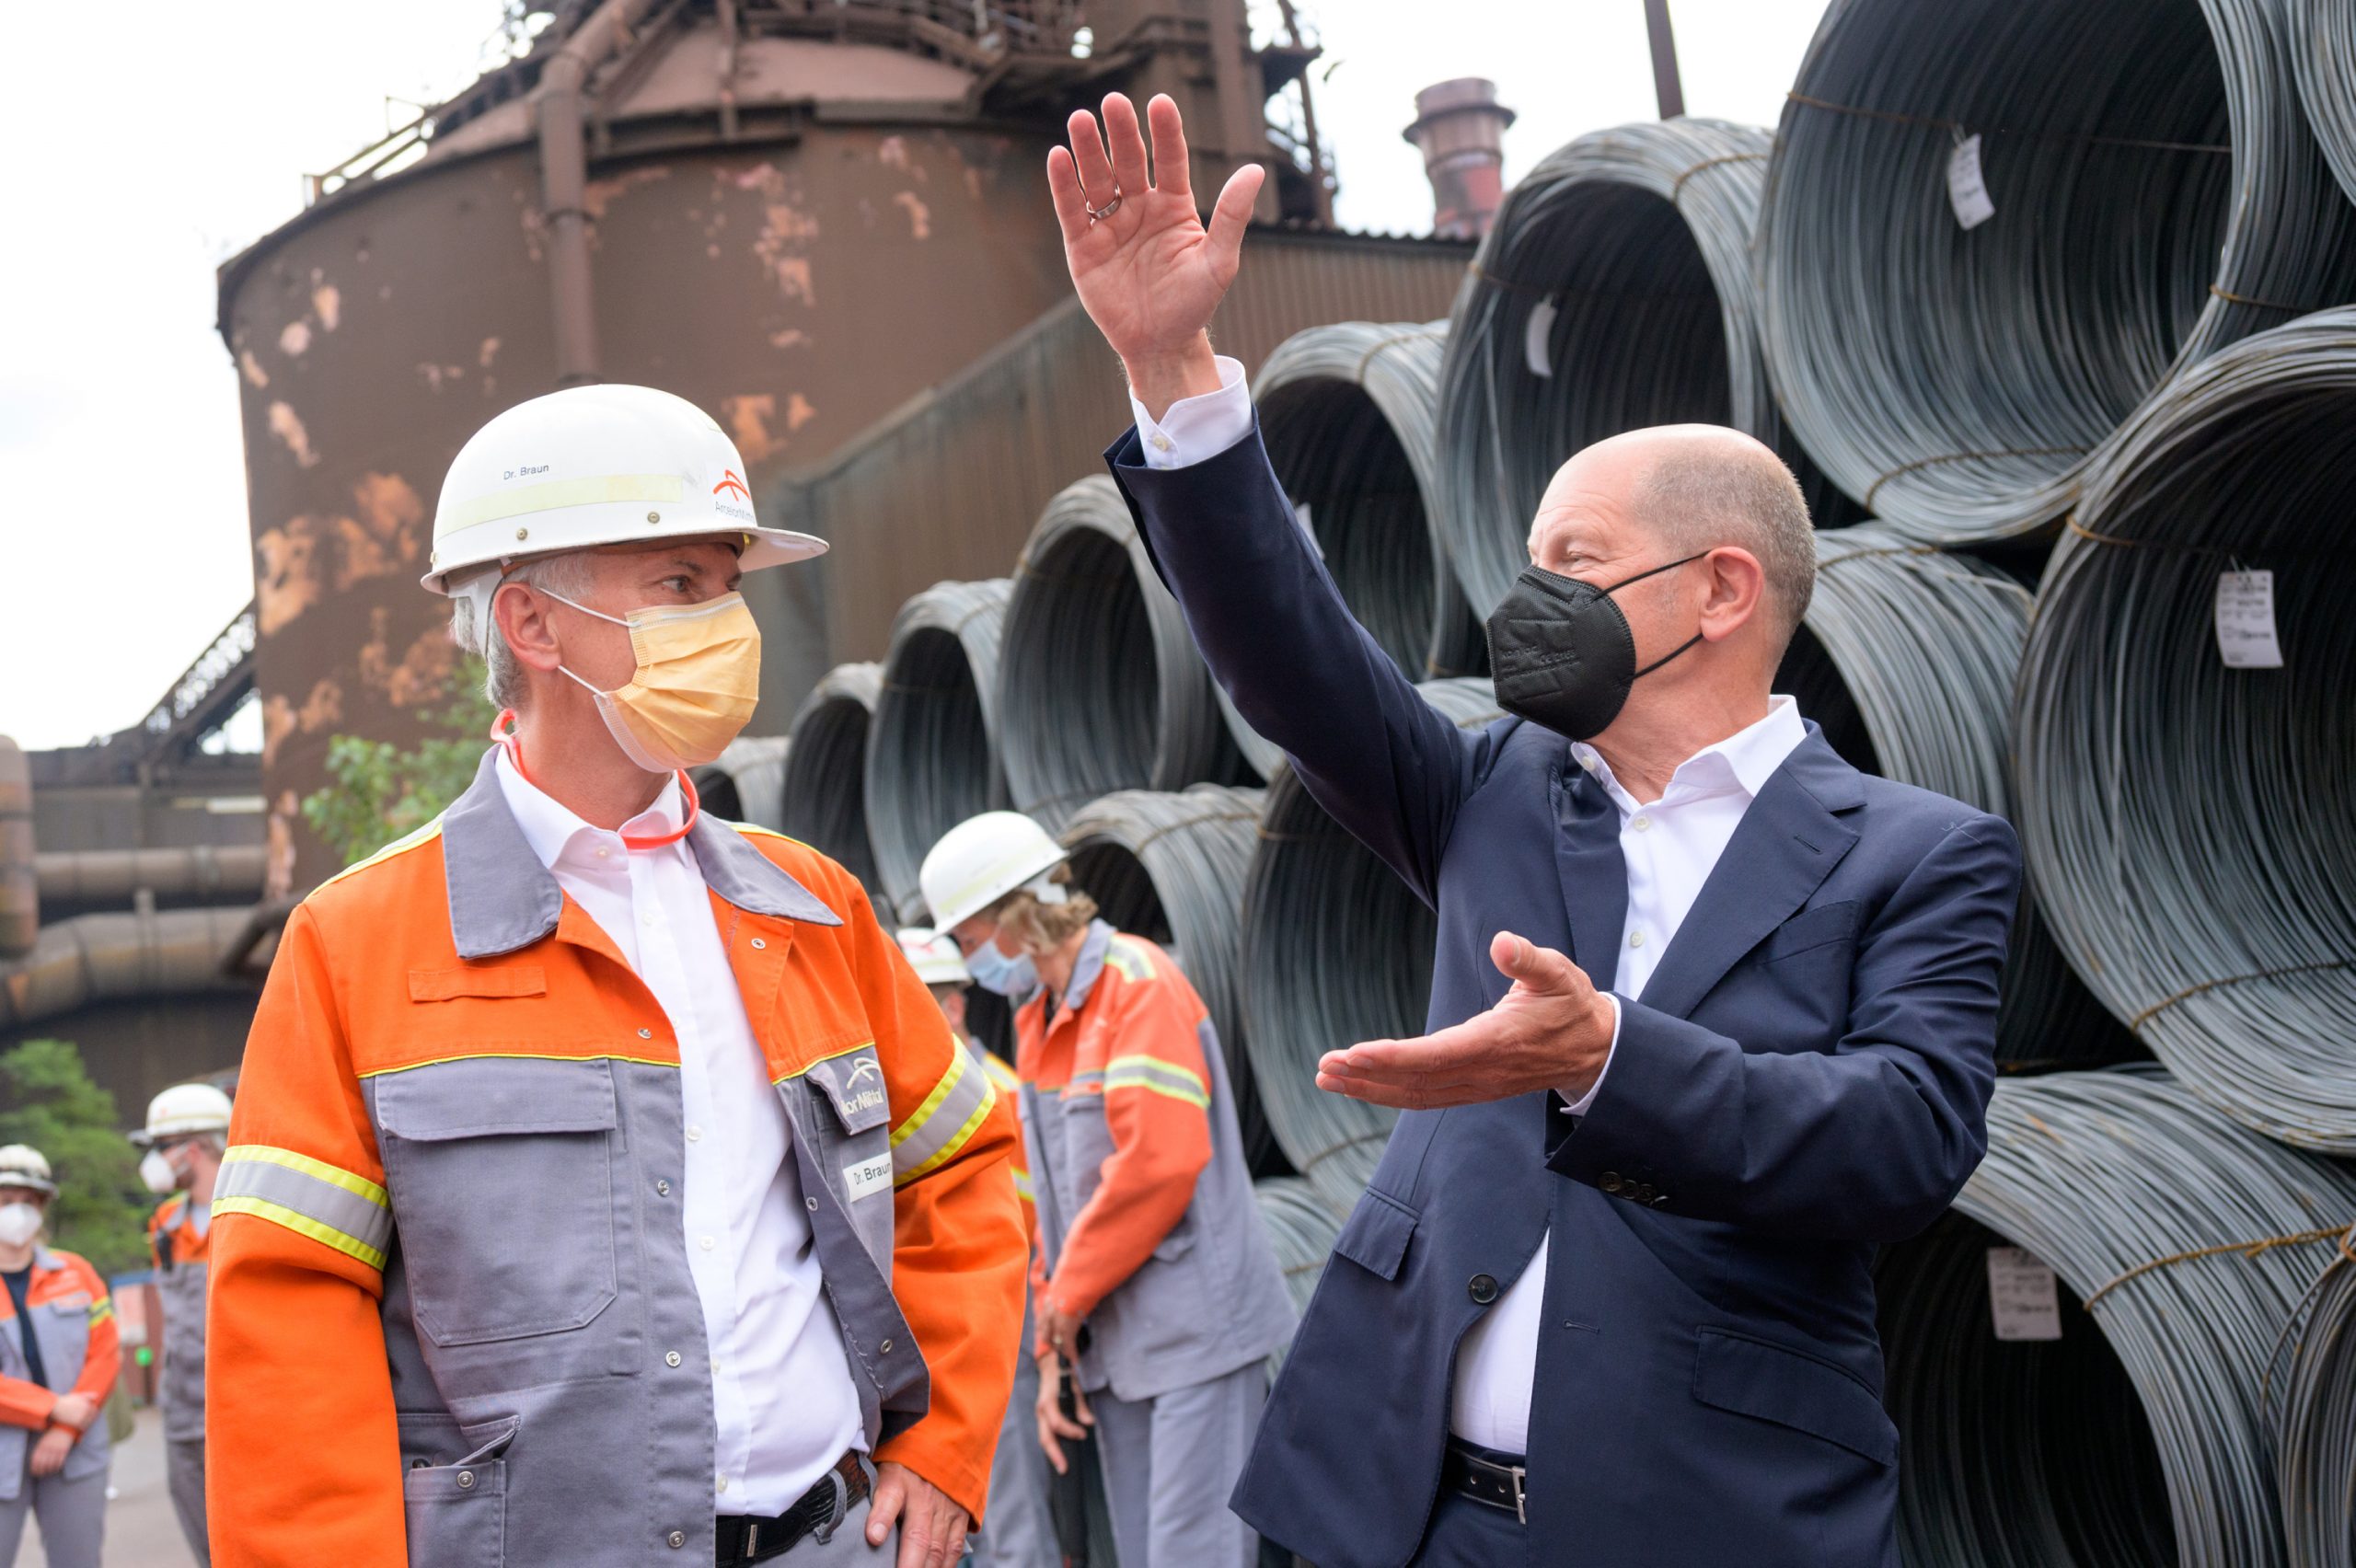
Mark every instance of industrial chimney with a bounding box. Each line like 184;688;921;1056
1403;78;1516;239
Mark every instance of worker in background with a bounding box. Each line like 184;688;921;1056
918;813;1293;1568
132;1081;233;1568
0;1145;120;1568
894;928;1057;1568
207;385;1027;1568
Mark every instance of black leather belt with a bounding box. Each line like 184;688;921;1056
1442;1439;1529;1525
714;1450;871;1565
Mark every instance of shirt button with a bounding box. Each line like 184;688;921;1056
1632;816;1651;832
667;1531;687;1550
750;937;767;951
1600;1172;1623;1193
699;1235;715;1251
664;1351;682;1367
687;1125;702;1142
1635;1183;1657;1204
638;1027;653;1040
1467;1274;1499;1306
656;1180;671;1196
717;1478;728;1494
595;847;610;859
1149;432;1172;453
1629;930;1646;949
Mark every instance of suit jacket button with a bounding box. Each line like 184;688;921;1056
1600;1172;1623;1193
1651;1193;1671;1208
1634;1183;1656;1204
1468;1274;1499;1305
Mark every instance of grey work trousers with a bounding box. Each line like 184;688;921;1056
756;1455;897;1565
168;1437;211;1568
1089;1363;1265;1568
972;1349;1057;1568
0;1459;107;1568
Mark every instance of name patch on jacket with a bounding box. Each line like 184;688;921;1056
804;1048;892;1134
844;1153;893;1202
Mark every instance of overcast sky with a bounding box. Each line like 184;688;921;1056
0;0;1827;752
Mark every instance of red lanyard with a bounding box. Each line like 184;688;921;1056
491;709;699;850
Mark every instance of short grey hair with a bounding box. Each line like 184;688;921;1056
1637;447;1816;644
446;552;595;712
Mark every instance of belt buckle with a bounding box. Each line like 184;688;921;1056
1508;1463;1527;1527
743;1521;760;1558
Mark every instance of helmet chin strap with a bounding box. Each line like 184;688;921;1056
492;709;699;850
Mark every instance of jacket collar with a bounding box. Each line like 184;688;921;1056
1057;921;1118;1014
439;748;838;961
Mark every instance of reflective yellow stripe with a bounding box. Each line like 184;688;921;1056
1011;1170;1035;1203
214;1194;389;1272
225;1144;389;1208
891;1044;970;1150
978;1054;1022;1093
442;473;687;530
1103;940;1157;983
1103;1055;1206;1096
87;1299;113;1323
318;819;445;891
895;1089;996;1188
359;1051;677;1078
1103;1076;1210;1110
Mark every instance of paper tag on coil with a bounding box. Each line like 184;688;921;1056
1986;1247;2062;1341
1524;295;1561;379
2214;571;2283;668
1947;134;1995;230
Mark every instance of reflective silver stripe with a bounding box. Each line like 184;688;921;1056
214;1147;394;1270
891;1048;997;1184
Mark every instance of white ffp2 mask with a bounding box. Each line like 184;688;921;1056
141;1148;181;1194
0;1204;41;1248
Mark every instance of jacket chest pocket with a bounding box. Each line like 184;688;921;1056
1039;1090;1114;1229
375;1058;621;1347
797;1048;895;1269
38;1302;88;1377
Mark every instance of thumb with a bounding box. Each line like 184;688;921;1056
1491;930;1582;993
867;1467;904;1546
1206;162;1264;279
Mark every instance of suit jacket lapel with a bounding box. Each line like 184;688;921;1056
1551;755;1629;989
1636;731;1865;1020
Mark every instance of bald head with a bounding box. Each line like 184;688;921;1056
1530;424;1816;643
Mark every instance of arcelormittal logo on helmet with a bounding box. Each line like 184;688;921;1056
712;467;756;525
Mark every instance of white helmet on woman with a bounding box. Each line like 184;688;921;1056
918;812;1069;932
0;1145;55;1195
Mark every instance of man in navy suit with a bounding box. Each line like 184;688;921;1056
1043;95;2021;1568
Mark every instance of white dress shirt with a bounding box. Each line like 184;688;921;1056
1126;371;1810;1454
495;750;863;1514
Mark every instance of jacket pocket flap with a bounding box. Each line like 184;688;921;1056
1692;1330;1896;1466
375;1057;618;1141
803;1046;892;1135
1761;901;1862;963
1330;1189;1418;1282
408;966;548;1002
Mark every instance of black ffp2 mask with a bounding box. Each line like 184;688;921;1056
1484;555;1705;741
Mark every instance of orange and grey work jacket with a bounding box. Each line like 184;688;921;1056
206;755;1027;1568
1018;922;1293;1401
0;1246;118;1496
146;1193;209;1443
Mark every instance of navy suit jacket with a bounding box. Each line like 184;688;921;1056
1104;424;2021;1568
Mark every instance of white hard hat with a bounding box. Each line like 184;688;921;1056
422;383;828;598
919;812;1069;933
896;928;972;986
0;1145;55;1195
132;1083;235;1147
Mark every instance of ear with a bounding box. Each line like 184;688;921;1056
1696;546;1766;643
491;580;565;674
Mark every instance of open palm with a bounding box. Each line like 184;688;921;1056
1050;94;1265;378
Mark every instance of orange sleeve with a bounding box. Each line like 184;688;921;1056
1041;952;1214;1324
207;902;406;1568
0;1373;55;1431
64;1259;119;1427
854;892;1026;1524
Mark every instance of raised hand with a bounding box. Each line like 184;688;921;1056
1049;93;1265;419
1317;933;1619;1110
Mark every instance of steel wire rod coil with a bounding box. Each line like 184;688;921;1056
1238;321;1486;780
997;477;1244;830
782;663;884;889
1781;525;2127;1066
1060;785;1279;1172
1240;679;1505;1215
2265;1221;2356;1568
2014;308;2356;1150
1254;1176;1346;1320
1877;1068;2356;1566
1436;117;1855;617
2292;0;2356;209
1759;0;2356;543
865;579;1012;924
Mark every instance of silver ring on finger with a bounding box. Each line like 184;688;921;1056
1087;193;1123;224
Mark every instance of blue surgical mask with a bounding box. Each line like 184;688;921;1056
965;940;1039;1001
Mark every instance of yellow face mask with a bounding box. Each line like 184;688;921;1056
545;590;762;772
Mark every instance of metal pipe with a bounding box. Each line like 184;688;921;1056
0;907;257;1031
35;847;269;908
0;738;33;960
1643;0;1685;120
533;0;664;387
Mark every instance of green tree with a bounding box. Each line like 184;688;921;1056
301;655;499;868
0;1040;149;1279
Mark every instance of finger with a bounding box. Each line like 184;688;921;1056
1102;93;1151;199
944;1516;970;1564
1146;93;1193;200
1069;1377;1095;1427
1045;147;1091;247
1315;1069;1431;1110
1066;110;1117;206
1038;1421;1068;1475
868;1472;905;1547
1206;162;1265;280
1492;930;1587;993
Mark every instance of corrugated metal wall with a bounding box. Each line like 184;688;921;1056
758;225;1474;698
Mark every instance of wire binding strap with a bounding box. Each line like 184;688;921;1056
1669;150;1769;200
2083;1223;2355;1309
2126;958;2355;1032
2209;282;2318;312
1862;445;2090;511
